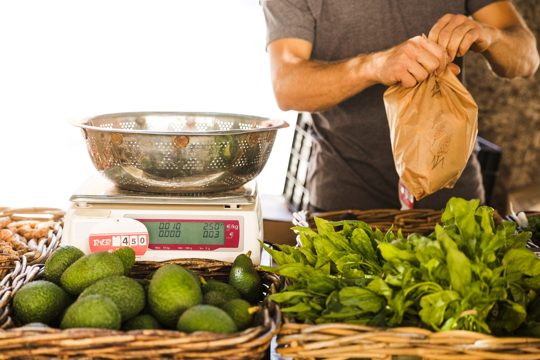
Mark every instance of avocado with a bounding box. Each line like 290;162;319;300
43;246;84;284
202;280;241;306
177;305;237;334
79;275;145;321
13;280;71;326
229;253;263;303
122;314;162;330
60;252;125;295
203;291;231;307
221;298;256;330
202;279;241;298
148;264;203;328
113;247;136;275
60;294;121;330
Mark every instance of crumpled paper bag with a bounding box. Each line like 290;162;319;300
384;67;478;201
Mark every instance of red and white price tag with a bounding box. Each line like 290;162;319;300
88;218;149;256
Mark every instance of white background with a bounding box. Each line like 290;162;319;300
0;0;295;210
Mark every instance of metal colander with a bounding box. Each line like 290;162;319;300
74;112;289;193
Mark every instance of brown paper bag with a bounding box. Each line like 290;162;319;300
383;67;478;201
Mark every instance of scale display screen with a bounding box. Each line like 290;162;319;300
144;221;224;245
136;218;240;251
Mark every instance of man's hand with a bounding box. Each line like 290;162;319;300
370;36;457;88
429;14;497;62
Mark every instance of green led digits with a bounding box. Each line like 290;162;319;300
143;221;225;245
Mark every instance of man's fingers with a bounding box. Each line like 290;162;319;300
431;15;463;48
419;39;446;62
417;52;442;74
407;61;430;83
428;13;453;43
382;31;466;87
414;36;447;72
399;72;418;88
430;14;474;61
457;29;480;57
430;14;468;52
446;24;478;61
448;63;461;75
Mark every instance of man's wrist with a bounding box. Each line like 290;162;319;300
478;23;501;53
355;52;382;87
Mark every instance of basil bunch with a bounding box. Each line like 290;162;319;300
264;198;540;335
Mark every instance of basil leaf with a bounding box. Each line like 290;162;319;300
378;243;416;263
436;225;472;296
269;291;311;303
419;290;460;328
503;248;540;277
338;287;384;313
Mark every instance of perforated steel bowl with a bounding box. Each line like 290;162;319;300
74;112;289;193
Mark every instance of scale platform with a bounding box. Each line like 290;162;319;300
71;174;257;207
63;174;263;264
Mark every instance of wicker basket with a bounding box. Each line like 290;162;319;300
0;208;64;279
299;209;442;235
275;208;540;360
0;258;282;359
277;323;540;360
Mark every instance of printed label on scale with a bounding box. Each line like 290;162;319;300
88;218;149;256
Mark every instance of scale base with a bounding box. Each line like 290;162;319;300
63;177;263;265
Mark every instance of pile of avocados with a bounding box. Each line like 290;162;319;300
13;246;264;334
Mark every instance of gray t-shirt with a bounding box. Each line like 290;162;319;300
263;0;494;210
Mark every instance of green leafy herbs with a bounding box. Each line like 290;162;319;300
264;197;540;335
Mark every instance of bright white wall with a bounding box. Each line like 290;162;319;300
0;0;295;209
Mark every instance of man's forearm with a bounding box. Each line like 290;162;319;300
483;24;539;78
272;55;377;112
270;36;448;112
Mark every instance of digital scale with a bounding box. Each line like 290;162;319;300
62;174;263;265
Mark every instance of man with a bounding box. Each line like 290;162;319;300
262;0;539;211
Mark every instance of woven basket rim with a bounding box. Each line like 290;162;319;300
0;207;65;222
276;319;540;359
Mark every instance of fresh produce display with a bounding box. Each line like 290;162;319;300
12;248;263;333
263;197;540;336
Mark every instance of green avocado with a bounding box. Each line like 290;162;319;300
60;252;125;295
148;264;203;328
229;253;263;303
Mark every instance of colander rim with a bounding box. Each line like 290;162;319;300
71;111;289;135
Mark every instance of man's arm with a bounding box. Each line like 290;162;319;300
269;36;450;112
428;1;539;78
